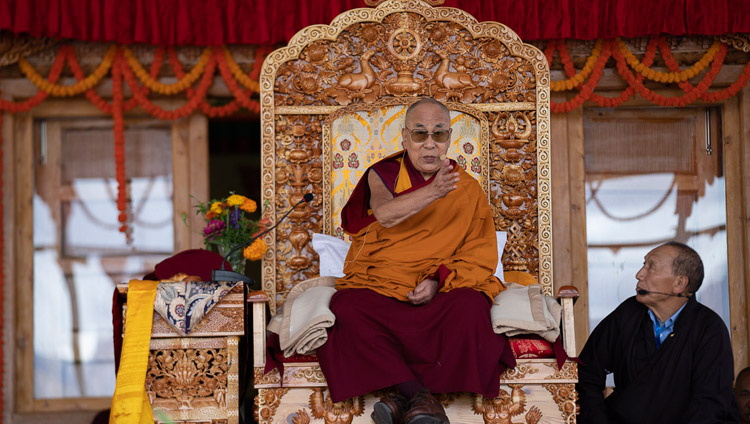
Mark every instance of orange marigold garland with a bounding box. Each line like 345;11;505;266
222;46;262;93
617;38;720;83
551;39;603;91
169;48;242;118
658;37;750;103
612;40;727;107
124;45;211;95
112;53;131;243
66;45;149;114
551;41;612;113
120;49;217;120
18;45;115;97
215;48;261;113
0;45;66;112
586;38;657;108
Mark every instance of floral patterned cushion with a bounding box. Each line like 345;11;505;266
153;280;239;335
328;105;484;239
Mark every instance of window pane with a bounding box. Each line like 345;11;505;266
33;120;174;398
584;108;729;333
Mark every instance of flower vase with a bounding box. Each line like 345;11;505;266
217;245;247;276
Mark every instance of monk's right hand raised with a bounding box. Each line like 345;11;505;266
430;159;459;199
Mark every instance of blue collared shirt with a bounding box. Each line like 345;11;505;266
648;302;687;348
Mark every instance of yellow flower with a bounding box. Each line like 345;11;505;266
227;194;246;207
243;239;267;261
241;198;257;213
210;201;225;215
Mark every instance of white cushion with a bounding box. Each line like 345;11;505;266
312;232;507;279
312;233;350;278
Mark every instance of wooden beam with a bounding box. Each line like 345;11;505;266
188;114;209;249
13;113;34;413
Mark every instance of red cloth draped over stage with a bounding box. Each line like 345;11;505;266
0;0;748;46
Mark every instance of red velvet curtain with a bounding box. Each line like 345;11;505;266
1;0;748;46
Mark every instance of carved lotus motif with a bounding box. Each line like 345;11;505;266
306;43;328;63
360;24;380;43
490;70;515;91
484;40;503;58
296;75;320;95
429;25;448;43
502;165;525;185
291;124;306;137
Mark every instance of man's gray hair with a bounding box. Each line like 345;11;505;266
404;97;450;124
661;241;704;294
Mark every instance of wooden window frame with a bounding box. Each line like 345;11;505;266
551;86;750;371
5;99;208;419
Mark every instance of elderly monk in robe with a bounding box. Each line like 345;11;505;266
316;98;515;424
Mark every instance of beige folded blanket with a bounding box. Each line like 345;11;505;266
267;279;562;357
490;283;562;342
267;276;337;357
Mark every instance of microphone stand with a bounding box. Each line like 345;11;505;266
212;194;313;284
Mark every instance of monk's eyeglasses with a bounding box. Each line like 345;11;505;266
405;127;452;143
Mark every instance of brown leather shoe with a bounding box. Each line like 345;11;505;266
404;391;450;424
371;392;409;424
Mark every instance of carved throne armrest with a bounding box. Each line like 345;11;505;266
247;290;270;368
556;286;580;357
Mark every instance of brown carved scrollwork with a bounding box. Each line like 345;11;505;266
472;387;543;424
542;383;577;423
489;110;538;274
718;33;750;53
273;114;324;305
499;363;539;380
0;31;57;67
543;361;578;380
145;348;229;410
256;388;291;423
254;367;281;385
292;366;327;383
309;388;365;424
272;10;539;107
366;0;445;6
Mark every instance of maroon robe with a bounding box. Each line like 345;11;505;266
317;153;515;402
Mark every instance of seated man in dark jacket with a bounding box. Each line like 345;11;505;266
577;241;739;423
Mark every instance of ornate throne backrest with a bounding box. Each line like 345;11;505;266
260;0;552;313
323;100;489;237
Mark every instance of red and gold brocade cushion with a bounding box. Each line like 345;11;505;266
508;336;555;358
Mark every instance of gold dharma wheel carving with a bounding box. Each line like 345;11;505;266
388;28;422;60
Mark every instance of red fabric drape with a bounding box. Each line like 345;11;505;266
0;0;748;46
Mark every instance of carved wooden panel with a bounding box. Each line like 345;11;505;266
256;382;575;424
147;337;240;424
260;0;552;312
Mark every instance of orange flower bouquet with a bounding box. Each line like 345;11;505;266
185;193;270;273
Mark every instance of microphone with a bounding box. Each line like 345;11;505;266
212;193;314;284
636;289;685;298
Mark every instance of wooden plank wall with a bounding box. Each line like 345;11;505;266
551;82;750;370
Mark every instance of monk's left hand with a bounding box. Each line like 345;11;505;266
407;278;439;305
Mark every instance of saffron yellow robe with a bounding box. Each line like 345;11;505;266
337;160;502;301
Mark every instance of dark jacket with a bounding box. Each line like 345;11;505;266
577;296;739;423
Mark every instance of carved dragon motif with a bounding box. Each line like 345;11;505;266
309;388;365;424
472;386;543;424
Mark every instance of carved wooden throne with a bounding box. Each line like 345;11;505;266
249;1;578;423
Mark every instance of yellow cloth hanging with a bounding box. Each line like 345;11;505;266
110;280;160;424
